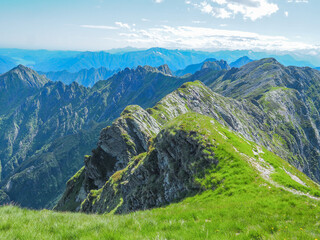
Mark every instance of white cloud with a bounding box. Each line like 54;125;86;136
190;0;279;21
287;0;308;3
284;11;289;17
80;25;118;30
117;25;319;52
115;22;131;29
154;0;164;3
216;7;232;19
199;2;214;13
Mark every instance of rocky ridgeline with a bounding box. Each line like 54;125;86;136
0;64;187;209
3;58;320;210
55;79;320;213
205;58;320;180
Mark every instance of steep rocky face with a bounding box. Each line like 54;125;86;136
0;81;90;179
201;60;230;71
90;65;187;122
55;82;266;212
55;106;161;210
157;64;173;76
85;106;161;189
0;65;49;115
199;58;320;180
0;64;187;209
56;78;320;213
81;118;216;214
58;111;320;215
205;58;320;99
0;65;49;89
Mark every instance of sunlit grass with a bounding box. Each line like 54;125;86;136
1;113;320;239
0;185;319;240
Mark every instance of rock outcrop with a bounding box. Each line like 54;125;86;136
0;64;188;209
56;77;320;213
85;105;161;189
81;117;216;213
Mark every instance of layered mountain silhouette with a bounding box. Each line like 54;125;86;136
230;56;253;68
2;57;320;211
0;56;16;74
0;64;189;208
38;67;118;87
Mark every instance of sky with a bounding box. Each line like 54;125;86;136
0;0;319;54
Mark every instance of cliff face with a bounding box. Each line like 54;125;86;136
81;116;217;214
203;58;320;180
56;80;320;213
0;64;189;209
85;106;161;190
6;58;320;210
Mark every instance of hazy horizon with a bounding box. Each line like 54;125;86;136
1;0;319;54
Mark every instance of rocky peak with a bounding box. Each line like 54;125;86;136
157;64;173;76
84;105;161;189
55;79;320;214
0;64;50;89
201;60;230;71
230;56;253;68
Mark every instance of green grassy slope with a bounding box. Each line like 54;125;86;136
1;113;320;239
1;187;319;240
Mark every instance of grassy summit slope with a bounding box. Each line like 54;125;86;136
1;114;320;239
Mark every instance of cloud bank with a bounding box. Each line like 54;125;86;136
187;0;279;21
117;25;318;52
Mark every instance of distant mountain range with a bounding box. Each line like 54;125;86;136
0;56;17;74
38;67;118;87
0;48;317;75
0;63;190;208
38;57;244;87
55;58;320;216
32;48;218;72
229;56;253;68
2;57;320;211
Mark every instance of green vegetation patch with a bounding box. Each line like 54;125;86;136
2;113;320;239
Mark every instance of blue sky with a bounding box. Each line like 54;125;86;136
0;0;319;54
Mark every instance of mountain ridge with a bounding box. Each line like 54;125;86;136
55;81;320;215
2;57;320;209
38;67;118;87
230;56;253;68
0;64;191;209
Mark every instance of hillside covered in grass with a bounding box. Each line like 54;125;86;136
1;113;320;239
2;60;320;239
